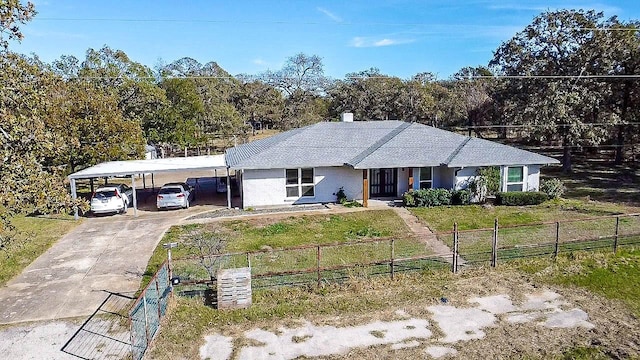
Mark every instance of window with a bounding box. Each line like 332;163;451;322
419;167;432;189
506;166;524;192
285;168;315;198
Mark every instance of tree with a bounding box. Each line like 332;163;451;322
46;79;145;172
232;79;284;130
0;0;35;50
490;10;609;172
263;53;328;96
54;47;169;143
1;53;85;251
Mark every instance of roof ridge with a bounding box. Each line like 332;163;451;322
443;136;472;166
347;122;411;167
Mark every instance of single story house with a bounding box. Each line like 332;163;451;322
225;114;559;208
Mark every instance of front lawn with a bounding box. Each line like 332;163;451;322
409;198;639;232
0;215;81;286
145;210;429;284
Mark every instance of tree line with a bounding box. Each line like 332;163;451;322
1;2;639;239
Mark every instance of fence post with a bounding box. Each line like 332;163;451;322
614;216;620;253
554;222;560;259
491;218;498;268
142;293;150;349
390;239;395;280
155;278;162;321
452;223;459;273
316;245;321;288
246;253;251;268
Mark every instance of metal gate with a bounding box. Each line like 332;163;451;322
129;261;171;360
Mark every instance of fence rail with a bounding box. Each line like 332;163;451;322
172;213;640;293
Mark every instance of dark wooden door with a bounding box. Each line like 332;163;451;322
370;168;397;197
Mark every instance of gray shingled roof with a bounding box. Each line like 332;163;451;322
225;121;559;170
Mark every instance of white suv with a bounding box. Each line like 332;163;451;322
90;184;133;215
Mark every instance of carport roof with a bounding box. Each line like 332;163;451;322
68;155;226;180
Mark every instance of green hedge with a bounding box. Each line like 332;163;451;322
495;191;549;206
403;188;471;207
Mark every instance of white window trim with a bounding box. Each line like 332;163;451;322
419;167;433;189
285;168;315;198
504;165;528;192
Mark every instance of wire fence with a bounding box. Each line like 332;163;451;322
129;261;171;360
172;213;640;297
442;213;640;272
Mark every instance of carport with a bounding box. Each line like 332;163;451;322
67;155;229;219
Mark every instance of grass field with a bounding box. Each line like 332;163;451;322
0;215;81;286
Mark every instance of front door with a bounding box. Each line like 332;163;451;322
370;168;397;197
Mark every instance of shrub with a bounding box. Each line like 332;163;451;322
403;190;416;207
496;191;549;206
451;189;471;205
540;178;565;199
336;187;348;204
476;166;501;195
403;188;452;207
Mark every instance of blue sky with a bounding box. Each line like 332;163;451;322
11;0;640;79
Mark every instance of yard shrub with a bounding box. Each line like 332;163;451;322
496;191;549;206
403;188;452;207
451;189;471;205
540;178;566;199
477;166;501;195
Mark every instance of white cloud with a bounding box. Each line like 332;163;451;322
252;58;266;66
317;7;342;22
351;36;415;48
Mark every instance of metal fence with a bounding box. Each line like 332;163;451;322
172;213;640;295
129;261;171;360
445;213;640;272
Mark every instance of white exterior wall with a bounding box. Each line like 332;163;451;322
241;166;362;208
526;165;541;191
453;167;479;190
397;168;409;196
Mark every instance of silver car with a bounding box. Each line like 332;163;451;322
156;183;194;210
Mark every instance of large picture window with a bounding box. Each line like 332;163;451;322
506;166;524;192
419;167;432;189
285;168;315;198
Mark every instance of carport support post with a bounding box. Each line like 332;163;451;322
131;174;138;217
226;167;231;209
71;179;79;220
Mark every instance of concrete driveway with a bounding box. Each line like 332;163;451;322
0;207;212;325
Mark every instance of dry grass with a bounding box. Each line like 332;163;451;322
148;256;640;359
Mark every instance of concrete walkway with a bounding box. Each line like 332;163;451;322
390;207;456;261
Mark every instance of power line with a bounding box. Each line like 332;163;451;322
33;17;640;31
443;122;640;130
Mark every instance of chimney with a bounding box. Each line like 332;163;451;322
341;112;354;122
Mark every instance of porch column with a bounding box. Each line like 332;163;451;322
408;168;414;190
362;169;369;208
